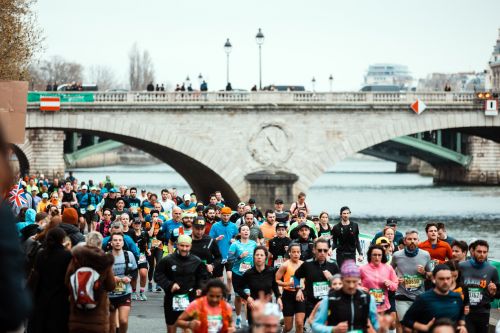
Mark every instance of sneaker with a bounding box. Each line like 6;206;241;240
226;294;232;303
235;317;241;329
139;292;148;301
156;286;162;293
148;282;153;292
131;292;138;301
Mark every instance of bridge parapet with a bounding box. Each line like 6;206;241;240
28;91;477;105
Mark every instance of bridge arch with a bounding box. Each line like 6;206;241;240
24;124;240;208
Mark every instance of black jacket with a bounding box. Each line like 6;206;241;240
269;236;291;260
191;235;222;269
0;203;31;330
331;221;362;256
59;223;85;246
154;252;208;298
238;266;281;301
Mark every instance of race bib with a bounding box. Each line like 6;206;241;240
207;315;223;333
152;239;161;248
138;253;147;264
114;281;126;295
130;206;138;214
403;275;423;291
320;232;331;239
347;330;363;333
172;294;190;311
469;288;483;306
239;262;252;273
79;208;86;214
313;281;329;298
274;256;284;268
369;288;385;305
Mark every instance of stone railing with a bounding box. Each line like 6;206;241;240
28;91;478;104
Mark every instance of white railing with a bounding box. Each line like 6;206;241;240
28;91;478;104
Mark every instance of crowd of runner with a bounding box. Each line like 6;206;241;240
10;175;500;333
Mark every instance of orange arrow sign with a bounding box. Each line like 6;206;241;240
410;99;426;114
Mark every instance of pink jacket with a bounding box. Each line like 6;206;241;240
360;263;398;312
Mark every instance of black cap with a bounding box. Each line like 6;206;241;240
275;198;284;204
297;211;306;218
312;216;319;221
193;217;206;228
276;222;287;230
297;222;309;230
386;217;398;226
141;189;146;192
196;205;204;212
248;198;256;204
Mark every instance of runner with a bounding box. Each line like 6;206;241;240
168;211;194;253
371;217;404;247
154;235;208;333
260;210;277;248
437;222;455;247
268;222;292;268
331;206;364;267
290;192;311;217
108;233;138;333
228;224;258;328
190;217;222;279
175;279;234;333
147;211;164;292
317;212;332;241
238;246;282;325
273;198;290;224
292;222;315;261
451;240;468;262
311;260;381;333
294;238;340;320
243;211;264;245
288;211;317;240
401;265;466;332
230;202;246;223
126;187;142;221
203;205;218;235
129;219;150;301
275;242;305;333
459;239;500;333
418;223;452;265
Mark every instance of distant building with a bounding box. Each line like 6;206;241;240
417;72;486;92
363;64;413;88
488;28;500;92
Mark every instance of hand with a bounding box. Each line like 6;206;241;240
122;276;131;284
357;255;364;262
333;321;348;333
247;296;256;310
240;251;248;259
417;265;425;274
323;270;333;281
230;238;236;243
296;289;304;302
189;320;201;330
398;277;404;284
384;280;392;288
196;289;202;296
216;235;224;241
206;264;214;273
171;283;180;292
277;297;283;311
424;318;436;331
378;313;393;331
457;325;467;333
488;281;497;295
147;249;151;256
114;276;122;282
464;305;470;315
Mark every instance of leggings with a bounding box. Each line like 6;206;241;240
147;247;163;282
466;313;490;333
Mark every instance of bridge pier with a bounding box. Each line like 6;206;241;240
245;171;299;210
434;136;500;185
27;129;66;179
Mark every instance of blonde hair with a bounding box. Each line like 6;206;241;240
86;231;103;248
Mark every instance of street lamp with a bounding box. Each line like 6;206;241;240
329;74;333;92
255;28;265;90
312;77;316;92
224;38;232;85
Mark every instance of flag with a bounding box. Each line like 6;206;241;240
40;96;61;111
9;180;28;208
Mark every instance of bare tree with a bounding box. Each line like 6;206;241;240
128;43;155;90
87;65;116;91
0;0;44;80
29;56;83;89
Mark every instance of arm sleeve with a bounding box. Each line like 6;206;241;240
311;297;332;333
368;295;380;331
154;257;173;292
387;266;399;291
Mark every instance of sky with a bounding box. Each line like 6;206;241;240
34;0;500;91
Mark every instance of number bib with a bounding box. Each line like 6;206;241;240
469;288;483;306
403;275;423;291
369;288;385;305
274;256;284;268
312;281;329;298
239;262;252;273
152;239;161;248
79;208;86;214
113;281;126;295
138;253;147;264
172;294;190;311
207;315;223;333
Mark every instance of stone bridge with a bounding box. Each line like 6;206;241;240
17;91;500;208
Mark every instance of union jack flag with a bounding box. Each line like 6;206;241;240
9;180;28;208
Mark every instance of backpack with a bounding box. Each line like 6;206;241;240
70;267;101;310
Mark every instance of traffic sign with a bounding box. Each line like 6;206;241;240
411;99;426;115
485;99;498;116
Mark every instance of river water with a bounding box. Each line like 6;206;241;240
69;158;500;258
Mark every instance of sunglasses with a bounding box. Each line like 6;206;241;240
316;249;329;253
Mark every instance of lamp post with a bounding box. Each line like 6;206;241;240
329;74;333;92
224;38;232;85
255;28;265;90
312;77;316;92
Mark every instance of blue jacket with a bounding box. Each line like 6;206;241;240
16;208;36;237
102;234;140;259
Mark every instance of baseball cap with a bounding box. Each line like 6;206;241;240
42;193;49;199
312;216;319;221
276;222;287;230
375;237;390;245
183;194;191;201
297;222;309;230
220;207;232;214
109;188;118;193
193;217;206;228
90;186;97;191
237;202;246;207
141;189;146;192
248;198;256;204
81;185;88;190
274;198;284;204
178;234;192;245
132;220;142;224
386;217;398;226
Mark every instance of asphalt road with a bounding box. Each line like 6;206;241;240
128;291;166;333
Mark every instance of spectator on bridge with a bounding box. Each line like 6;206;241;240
146;82;154;91
251;84;257;91
160;84;165;91
226;82;232;91
187;84;193;92
156;84;160;91
200;80;208;91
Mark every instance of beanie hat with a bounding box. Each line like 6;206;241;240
340;260;360;278
62;207;79;226
220;207;232;214
178;234;192;245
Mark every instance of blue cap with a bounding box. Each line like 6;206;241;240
110;188;118;193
